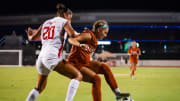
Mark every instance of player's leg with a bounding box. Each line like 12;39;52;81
80;66;101;101
89;61;130;99
26;74;48;101
26;57;50;101
129;59;134;76
35;74;48;93
54;60;82;81
129;59;133;75
131;63;136;79
131;63;135;75
130;65;132;71
134;60;138;72
130;64;132;76
54;60;82;101
89;61;118;92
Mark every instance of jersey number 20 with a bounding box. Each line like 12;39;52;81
42;26;55;40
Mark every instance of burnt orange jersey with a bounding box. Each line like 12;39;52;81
128;47;141;64
68;29;97;69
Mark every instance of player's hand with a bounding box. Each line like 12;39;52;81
79;44;91;52
25;27;33;35
25;27;34;40
131;51;137;55
74;31;80;36
26;27;40;40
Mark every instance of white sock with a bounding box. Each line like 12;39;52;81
114;88;120;94
65;79;80;101
26;89;39;101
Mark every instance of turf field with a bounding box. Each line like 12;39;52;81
0;67;180;101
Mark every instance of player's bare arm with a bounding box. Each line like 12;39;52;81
138;49;141;56
64;21;76;38
68;32;92;51
26;25;42;40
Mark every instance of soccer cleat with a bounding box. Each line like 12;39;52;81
115;92;130;100
121;97;134;101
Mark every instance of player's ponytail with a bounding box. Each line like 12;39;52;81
92;20;108;32
56;3;72;17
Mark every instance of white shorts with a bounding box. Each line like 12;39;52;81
36;56;61;75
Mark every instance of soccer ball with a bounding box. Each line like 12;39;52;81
121;97;134;101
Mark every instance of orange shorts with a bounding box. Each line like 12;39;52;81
68;60;90;70
129;58;138;64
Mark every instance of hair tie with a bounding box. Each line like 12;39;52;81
101;24;108;28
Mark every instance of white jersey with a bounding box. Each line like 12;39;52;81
39;17;68;59
36;17;68;75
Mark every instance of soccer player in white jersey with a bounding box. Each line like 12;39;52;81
25;4;87;101
26;6;131;101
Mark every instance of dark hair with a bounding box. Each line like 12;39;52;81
56;3;72;17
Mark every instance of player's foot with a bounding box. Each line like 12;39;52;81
132;75;136;80
122;97;134;101
115;92;130;100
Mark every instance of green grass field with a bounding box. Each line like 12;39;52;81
0;67;180;101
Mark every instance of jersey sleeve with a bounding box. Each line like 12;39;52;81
61;18;68;28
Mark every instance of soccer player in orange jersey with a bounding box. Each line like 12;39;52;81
128;41;141;79
68;20;130;101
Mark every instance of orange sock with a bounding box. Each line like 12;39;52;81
100;64;118;92
92;75;101;101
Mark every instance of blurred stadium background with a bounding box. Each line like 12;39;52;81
0;0;180;67
0;0;180;101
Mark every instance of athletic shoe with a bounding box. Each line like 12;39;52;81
115;92;130;100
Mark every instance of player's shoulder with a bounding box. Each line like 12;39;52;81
42;18;55;26
43;18;51;25
81;28;90;34
77;32;92;41
136;47;140;50
80;29;92;37
83;29;97;40
43;17;67;24
53;17;67;22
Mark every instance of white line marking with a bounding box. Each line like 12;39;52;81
114;73;130;77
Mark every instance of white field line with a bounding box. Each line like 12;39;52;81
114;73;130;77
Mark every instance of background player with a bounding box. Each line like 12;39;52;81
25;4;88;101
128;41;141;79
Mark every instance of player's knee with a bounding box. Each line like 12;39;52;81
75;72;83;81
35;87;44;93
92;75;101;84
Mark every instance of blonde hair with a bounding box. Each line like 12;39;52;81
131;41;137;47
92;20;108;32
